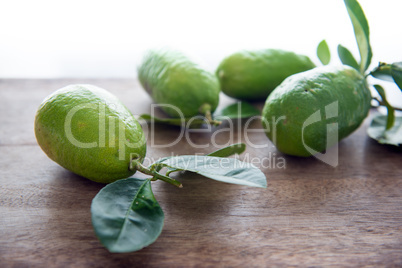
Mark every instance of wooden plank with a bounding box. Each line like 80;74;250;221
1;79;401;267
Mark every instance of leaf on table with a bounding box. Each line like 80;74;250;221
165;143;247;176
156;155;267;188
213;102;260;120
91;178;164;253
367;114;402;146
373;84;395;130
391;62;402;92
317;40;331;65
139;114;206;128
344;0;372;73
337;44;359;71
207;143;246;157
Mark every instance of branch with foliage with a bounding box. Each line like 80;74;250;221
316;0;402;145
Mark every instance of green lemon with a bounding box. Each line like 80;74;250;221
138;49;220;118
216;49;316;100
262;65;371;157
34;84;147;183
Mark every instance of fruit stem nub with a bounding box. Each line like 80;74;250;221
130;159;183;188
199;103;221;126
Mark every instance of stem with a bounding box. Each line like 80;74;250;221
373;97;402;111
199;103;222;126
153;171;183;188
166;168;180;177
131;160;183;188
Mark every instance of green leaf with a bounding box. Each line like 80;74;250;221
139;114;206;128
370;63;394;82
207;143;246;157
373;84;395;130
165;143;247;176
344;0;372;73
369;62;402;92
391;62;402;92
213;102;260;120
91;178;164;253
337;44;360;70
367;114;402;146
156;155;267;188
317;40;331;65
140;102;260;128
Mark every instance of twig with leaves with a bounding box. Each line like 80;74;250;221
91;143;267;253
316;0;402;145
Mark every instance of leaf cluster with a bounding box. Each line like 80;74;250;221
91;143;266;253
316;0;401;145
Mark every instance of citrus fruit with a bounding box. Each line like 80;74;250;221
138;49;220;118
34;84;147;183
262;65;371;156
216;49;315;100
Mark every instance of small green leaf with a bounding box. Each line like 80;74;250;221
317;40;331;65
370;63;393;82
391;62;402;92
140;102;260;127
337;44;360;70
91;178;164;253
207;143;246;157
370;62;402;92
367;114;402;146
156;155;267;188
373;84;395;130
213;102;260;120
165;143;247;176
344;0;372;73
139;114;206;128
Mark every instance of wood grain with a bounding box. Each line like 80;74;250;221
1;79;401;267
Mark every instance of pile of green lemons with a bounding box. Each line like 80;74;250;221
35;47;371;183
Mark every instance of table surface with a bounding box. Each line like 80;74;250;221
1;79;401;267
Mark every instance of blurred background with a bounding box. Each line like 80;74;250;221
0;0;401;104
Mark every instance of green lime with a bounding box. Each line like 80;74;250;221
262;65;371;157
138;49;220;118
34;84;147;183
216;49;316;100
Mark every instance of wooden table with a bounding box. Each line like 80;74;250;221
1;79;401;267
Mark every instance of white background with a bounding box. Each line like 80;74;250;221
3;0;400;105
0;0;401;77
1;0;401;106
